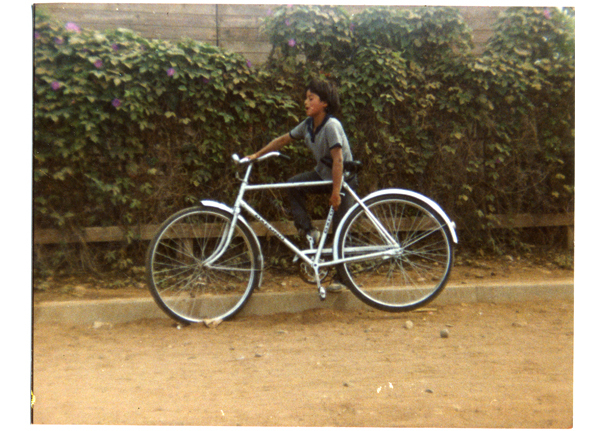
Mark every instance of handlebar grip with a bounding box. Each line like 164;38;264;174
232;154;251;164
232;151;288;165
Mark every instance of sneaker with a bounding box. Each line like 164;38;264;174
305;228;321;249
327;281;345;293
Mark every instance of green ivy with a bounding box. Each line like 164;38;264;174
34;5;574;274
260;5;574;252
34;9;298;233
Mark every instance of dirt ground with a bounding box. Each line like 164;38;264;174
32;300;573;427
31;254;574;427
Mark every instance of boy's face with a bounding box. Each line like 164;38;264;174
304;90;328;119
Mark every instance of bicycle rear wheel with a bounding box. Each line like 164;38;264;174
336;194;454;312
146;206;261;324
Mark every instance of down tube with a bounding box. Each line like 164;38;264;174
239;200;313;267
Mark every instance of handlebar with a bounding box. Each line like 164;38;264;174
232;152;289;165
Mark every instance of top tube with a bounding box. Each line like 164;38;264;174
232;152;334;190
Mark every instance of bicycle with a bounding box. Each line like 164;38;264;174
146;152;458;324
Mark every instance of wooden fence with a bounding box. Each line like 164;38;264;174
34;212;574;249
36;3;506;64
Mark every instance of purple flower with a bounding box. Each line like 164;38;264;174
112;44;119;51
266;9;272;16
543;8;551;19
246;59;252;68
202;77;210;84
65;22;81;33
285;19;291;26
288;38;296;47
112;98;121;108
94;59;103;69
54;37;64;45
34;31;41;39
51;81;61;91
167;67;176;77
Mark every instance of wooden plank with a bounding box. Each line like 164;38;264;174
33;213;574;245
219;4;272;16
220;41;273;54
39;3;217;17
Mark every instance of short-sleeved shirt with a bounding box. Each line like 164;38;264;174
289;115;353;180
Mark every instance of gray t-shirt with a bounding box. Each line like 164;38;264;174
289;116;353;180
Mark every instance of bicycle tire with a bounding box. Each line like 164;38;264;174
146;205;261;324
336;193;454;312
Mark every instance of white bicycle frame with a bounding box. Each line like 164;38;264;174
203;153;402;298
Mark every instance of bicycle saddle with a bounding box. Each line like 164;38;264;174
320;156;363;174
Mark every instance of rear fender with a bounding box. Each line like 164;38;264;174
333;189;458;259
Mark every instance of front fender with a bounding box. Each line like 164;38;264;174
200;200;264;281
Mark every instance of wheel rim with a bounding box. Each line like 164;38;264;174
148;209;258;322
340;197;452;310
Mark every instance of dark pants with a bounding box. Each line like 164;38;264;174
287;170;358;235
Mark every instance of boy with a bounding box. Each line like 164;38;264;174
246;79;356;290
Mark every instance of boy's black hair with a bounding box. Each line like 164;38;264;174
306;79;340;117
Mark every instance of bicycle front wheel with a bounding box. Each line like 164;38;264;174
337;194;454;312
146;206;261;324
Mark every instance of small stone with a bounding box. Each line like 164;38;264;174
92;321;112;330
255;353;263;358
425;388;433;394
277;330;289;334
404;320;414;329
512;321;528;328
440;328;450;338
343;382;352;387
203;318;223;328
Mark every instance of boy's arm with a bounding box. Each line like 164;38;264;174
246;134;292;160
329;146;344;211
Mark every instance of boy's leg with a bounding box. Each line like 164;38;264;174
287;170;330;233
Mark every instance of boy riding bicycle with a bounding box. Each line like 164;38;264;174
245;79;356;291
246;79;356;239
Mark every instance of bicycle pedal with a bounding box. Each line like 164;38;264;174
318;286;327;301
